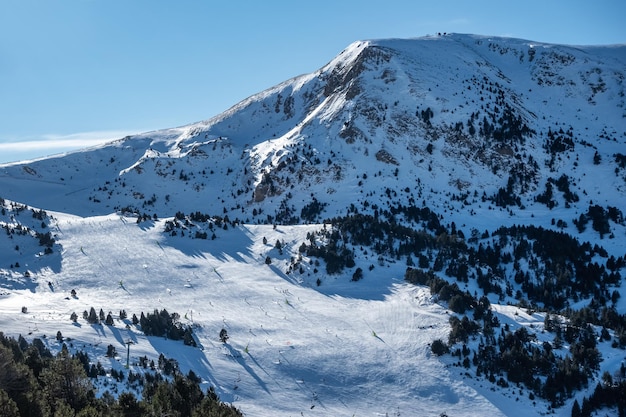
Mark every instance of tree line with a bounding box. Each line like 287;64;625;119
0;332;241;417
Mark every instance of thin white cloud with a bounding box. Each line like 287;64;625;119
0;130;143;164
0;130;135;152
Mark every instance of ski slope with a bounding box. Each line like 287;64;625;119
0;213;516;416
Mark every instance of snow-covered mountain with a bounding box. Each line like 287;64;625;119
1;34;625;226
1;34;625;417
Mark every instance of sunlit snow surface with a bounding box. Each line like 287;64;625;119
1;214;506;416
1;33;625;416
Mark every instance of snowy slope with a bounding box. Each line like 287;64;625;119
1;34;626;416
1;212;508;416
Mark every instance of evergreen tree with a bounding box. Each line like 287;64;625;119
581;397;592;417
0;344;31;399
117;392;143;416
275;239;283;255
431;339;448;356
106;344;116;358
351;267;363;281
183;328;196;347
40;345;91;413
0;389;20;417
192;387;243;417
87;307;98;324
571;399;581;417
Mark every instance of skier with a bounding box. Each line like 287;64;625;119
219;328;229;343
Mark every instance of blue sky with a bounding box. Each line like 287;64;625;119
1;0;624;163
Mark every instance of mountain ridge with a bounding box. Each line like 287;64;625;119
1;33;624;224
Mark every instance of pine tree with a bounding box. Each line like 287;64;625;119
88;307;98;324
0;389;20;417
106;345;116;358
40;345;91;412
431;339;448;356
581;397;592;417
571;399;581;417
275;239;283;255
183;328;196;347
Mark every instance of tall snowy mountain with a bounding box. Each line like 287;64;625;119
1;34;626;417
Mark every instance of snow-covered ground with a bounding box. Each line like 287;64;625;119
0;213;504;416
1;33;625;416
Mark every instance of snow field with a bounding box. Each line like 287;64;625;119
0;214;508;416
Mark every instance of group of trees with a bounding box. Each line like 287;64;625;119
299;230;356;274
0;332;242;417
573;204;624;238
77;307;197;347
82;307;119;326
396;219;625;413
297;205;445;275
0;199;57;263
544;126;575;169
405;268;475;314
535;174;580;209
573;373;626;417
164;212;223;240
469;322;601;407
410;264;605;409
480;103;534;146
139;309;196;347
303;207;620;321
299;198;327;223
490;224;620;309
